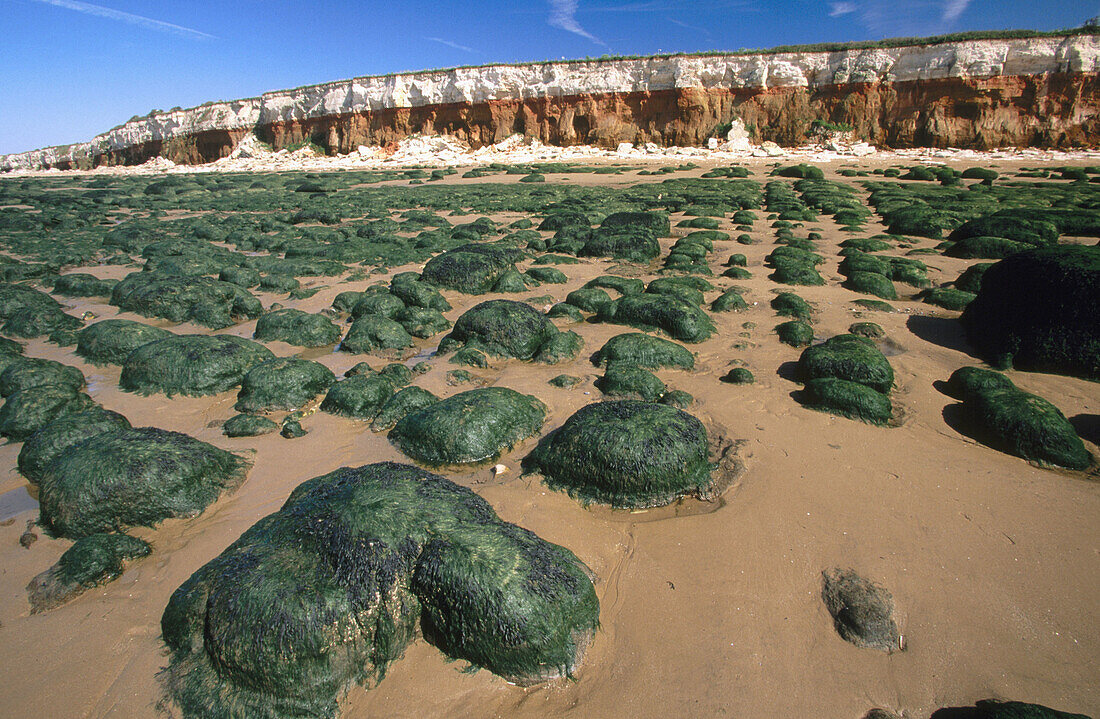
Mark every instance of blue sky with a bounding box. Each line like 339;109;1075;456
0;0;1094;154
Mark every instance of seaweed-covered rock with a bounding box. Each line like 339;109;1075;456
579;226;661;263
601;210;670;235
535;330;584;364
944;366;1017;400
853;299;896;312
52;273;117;298
394;307;450;339
27;532;151;613
848;322;885;339
596;364;666;401
370;386;439;431
350;291;406;319
944;367;1090;469
120;334;274;397
771;292;813;320
439;300;562;361
38;427;249;538
280;419;307;438
949;215;1058;246
451;347;489;367
0;385;97;441
339;315;415;356
585;276;645;296
597;294;715;343
960;246;1100;379
160;462;598;719
721;368;755;384
821;568;901;652
76;319;173;365
945;236;1030;259
592;333;694;370
801;378;893;425
844;271;897;300
797;334;894;393
258;274;300;294
254;308;342;347
390;273;451;312
2;305;82;339
710;287;748;312
219;266;262;288
235;358;336;413
223;414;280;438
922;287;975;311
564;287;613;314
659;389;694;408
549;374;582;388
0;358;84;397
111;273;263;329
320;373;400;419
390;387;546;466
546;302;584;322
930;700;1091;718
525;267;568;284
954;262;994;294
421;244;524;294
0;283;61;320
18;408;131;483
776;321;814;347
526;400;716;508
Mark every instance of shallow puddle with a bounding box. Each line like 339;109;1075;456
0;486;37;522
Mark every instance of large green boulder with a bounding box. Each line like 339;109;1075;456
961;246;1100;379
235;358;336;413
38;427;249;538
592;333;694;370
390;387;546;466
797;334;894;394
597;294;715;343
76;319;174;365
944;367;1090;470
18;408;131;483
438;300;574;362
525;400;715;508
111;273;262;329
160;462;598;719
254;308;342;347
120;334;274;397
420;244;524;294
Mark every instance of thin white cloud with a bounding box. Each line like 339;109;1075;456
548;0;605;45
942;0;970;22
30;0;215;40
667;16;712;37
426;36;476;53
829;2;858;17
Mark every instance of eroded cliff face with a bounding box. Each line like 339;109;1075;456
4;34;1100;171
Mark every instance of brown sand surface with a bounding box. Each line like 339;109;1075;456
0;159;1097;719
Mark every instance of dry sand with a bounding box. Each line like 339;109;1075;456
0;158;1097;719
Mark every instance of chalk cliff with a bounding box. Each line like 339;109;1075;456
4;32;1099;171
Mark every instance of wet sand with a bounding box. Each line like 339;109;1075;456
0;158;1097;719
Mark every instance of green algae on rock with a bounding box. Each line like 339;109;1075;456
37;427;249;538
254;308;342;347
120;334;274;397
525;400;717;508
76;319;173;366
234;358;336;413
161;462;598;719
390;387;546;466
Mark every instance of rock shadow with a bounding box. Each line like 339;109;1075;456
905;315;978;357
1070;414;1100;447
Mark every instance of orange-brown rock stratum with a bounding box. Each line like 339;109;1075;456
4;30;1100;171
